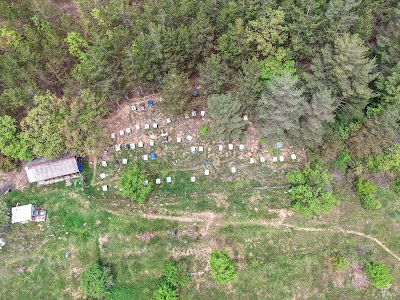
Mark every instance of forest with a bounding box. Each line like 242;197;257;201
1;1;400;299
0;0;399;170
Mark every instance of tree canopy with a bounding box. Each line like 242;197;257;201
207;93;245;141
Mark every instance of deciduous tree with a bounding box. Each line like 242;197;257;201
0;115;33;161
287;164;339;217
21;94;65;159
119;164;152;204
246;7;287;58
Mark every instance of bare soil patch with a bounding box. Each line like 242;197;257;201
0;164;29;193
98;235;109;252
137;231;156;243
349;263;369;290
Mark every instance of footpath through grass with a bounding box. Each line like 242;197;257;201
0;178;400;299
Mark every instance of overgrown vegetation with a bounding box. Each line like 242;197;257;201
287;164;339;217
330;251;348;272
119;164;152;204
355;178;381;210
80;262;113;299
152;261;189;300
209;248;238;284
365;261;393;289
199;125;209;136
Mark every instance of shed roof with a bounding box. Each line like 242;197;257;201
11;204;32;224
25;157;79;183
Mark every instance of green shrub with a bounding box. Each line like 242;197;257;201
152;283;178;300
210;248;237;284
258;137;267;145
332;120;361;140
392;179;400;196
330;251;348;271
287;164;339;217
0;153;18;172
273;148;281;156
152;261;188;300
355;178;376;196
355;178;381;210
361;195;382;210
119;164;152;204
365;262;393;289
80;262;113;299
334;151;352;173
286;170;306;185
199;125;209;136
367;144;400;172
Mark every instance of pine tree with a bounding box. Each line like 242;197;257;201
256;73;306;141
296;88;338;149
199;54;231;96
207;93;245;141
305;33;377;122
235;58;264;115
161;69;190;116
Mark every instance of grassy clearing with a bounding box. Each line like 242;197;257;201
0;179;399;299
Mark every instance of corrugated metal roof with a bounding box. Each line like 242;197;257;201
25;157;79;183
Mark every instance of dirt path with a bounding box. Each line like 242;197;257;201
141;209;400;264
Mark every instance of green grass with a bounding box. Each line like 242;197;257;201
1;168;400;299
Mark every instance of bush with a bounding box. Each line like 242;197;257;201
0;153;18;172
361;195;382;210
286;170;306;185
330;251;348;271
80;262;113;299
366;144;400;172
392;179;400;196
287;164;339;217
258;137;267;145
355;178;381;210
152;261;188;300
334;151;352;173
365;262;393;289
210;248;237;284
355;178;376;196
152;283;178;300
273;148;280;156
119;164;152;204
199;125;209;136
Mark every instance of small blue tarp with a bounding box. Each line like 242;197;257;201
77;163;83;173
150;153;157;159
147;99;153;106
276;141;283;149
193;90;199;97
